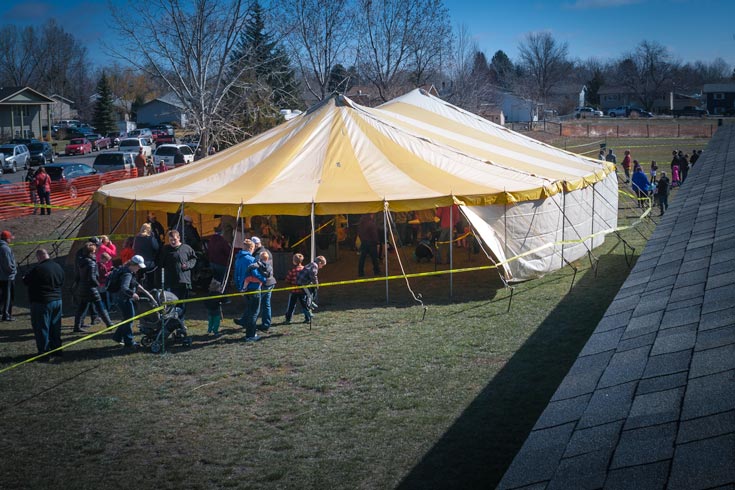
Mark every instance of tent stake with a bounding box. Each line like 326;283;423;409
507;286;514;312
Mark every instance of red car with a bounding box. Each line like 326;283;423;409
65;138;92;156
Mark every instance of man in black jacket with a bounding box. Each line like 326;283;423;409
23;249;65;358
161;229;197;321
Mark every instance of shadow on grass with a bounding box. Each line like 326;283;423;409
397;253;632;490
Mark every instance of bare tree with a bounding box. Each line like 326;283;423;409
0;25;40;87
356;0;452;102
443;24;500;116
406;0;452;87
517;32;569;104
615;40;676;110
274;0;355;101
0;20;93;110
109;0;254;152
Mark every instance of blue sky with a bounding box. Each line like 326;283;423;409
2;0;734;68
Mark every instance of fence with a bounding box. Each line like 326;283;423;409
507;120;719;139
0;168;137;220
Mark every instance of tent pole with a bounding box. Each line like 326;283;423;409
449;197;454;300
180;199;185;247
385;205;390;301
561;191;566;268
133;199;137;235
310;201;315;262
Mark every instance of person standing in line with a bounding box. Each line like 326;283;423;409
251;236;276;332
621;150;632;184
34;166;52;215
0;230;17;321
134;147;147;177
160;229;197;322
26;168;39;214
96;235;117;276
657;171;671;216
631;165;652;208
133;223;159;289
233;238;267;342
605;149;617;164
681;153;691;184
146;211;166;246
357;214;380;277
111;255;146;348
73;241;114;333
207;226;232;282
23;249;64;359
650;160;658;184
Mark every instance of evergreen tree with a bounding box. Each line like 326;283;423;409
586;69;605;107
490;50;515;90
327;64;353;93
92;74;117;134
225;1;301;139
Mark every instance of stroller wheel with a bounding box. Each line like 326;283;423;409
150;341;162;354
182;337;193;347
140;336;153;348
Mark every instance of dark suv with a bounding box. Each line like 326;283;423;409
28;142;56;165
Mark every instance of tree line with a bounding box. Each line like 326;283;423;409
1;0;732;150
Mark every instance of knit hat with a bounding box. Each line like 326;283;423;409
0;230;13;241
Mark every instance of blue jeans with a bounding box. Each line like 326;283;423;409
659;194;669;214
239;290;261;338
260;284;274;329
30;300;62;354
113;298;136;345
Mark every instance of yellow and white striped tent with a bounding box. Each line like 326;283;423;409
93;90;618;281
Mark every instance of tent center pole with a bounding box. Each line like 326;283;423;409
310;201;315;263
384;201;389;305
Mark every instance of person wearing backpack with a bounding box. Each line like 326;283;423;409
110;255;146;347
233;239;267;342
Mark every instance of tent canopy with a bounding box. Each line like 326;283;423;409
94;91;613;216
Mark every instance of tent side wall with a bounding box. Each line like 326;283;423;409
465;172;618;282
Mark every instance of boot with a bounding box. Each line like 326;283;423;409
100;308;114;328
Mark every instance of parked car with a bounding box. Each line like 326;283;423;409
607;106;630;117
628;107;654;118
155;132;176;145
127;128;153;139
153;144;195;169
673;106;708;117
65;138;92;156
28;142;56;165
153;124;175;136
118;137;153;158
43;163;98;199
0;144;31;173
86;134;112;151
10;138;40;145
106;132;124;146
92;151;135;173
574;106;603;118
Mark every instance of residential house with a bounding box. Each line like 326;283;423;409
598;86;638;111
136;92;188;127
0;86;55;141
703;83;735;115
50;94;77;122
548;84;587;115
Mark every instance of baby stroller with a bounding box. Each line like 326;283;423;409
136;288;192;353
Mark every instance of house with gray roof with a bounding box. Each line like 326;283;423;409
136;92;188;127
703;83;735;115
0;86;55;141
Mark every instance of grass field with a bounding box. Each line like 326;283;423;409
0;130;700;489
